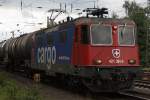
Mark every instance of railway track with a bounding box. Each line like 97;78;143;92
134;80;150;88
118;80;150;100
0;65;149;100
119;90;150;100
133;80;150;94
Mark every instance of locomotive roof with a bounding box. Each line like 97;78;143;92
74;17;135;25
44;17;135;33
47;17;135;26
49;17;135;29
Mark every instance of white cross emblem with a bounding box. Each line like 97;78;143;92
112;49;120;58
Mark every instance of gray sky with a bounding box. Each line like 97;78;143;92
0;0;147;41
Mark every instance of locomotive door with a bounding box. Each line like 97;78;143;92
73;25;89;66
74;25;83;65
73;26;80;65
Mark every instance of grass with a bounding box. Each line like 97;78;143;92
0;72;43;100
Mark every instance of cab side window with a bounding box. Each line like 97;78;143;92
80;25;89;44
74;27;78;43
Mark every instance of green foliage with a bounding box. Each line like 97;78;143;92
0;72;9;87
123;1;150;65
111;11;118;19
0;72;42;100
17;88;42;100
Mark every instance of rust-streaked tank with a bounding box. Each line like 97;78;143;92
3;29;43;64
4;33;34;61
0;40;6;59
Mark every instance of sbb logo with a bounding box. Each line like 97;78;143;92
37;46;56;65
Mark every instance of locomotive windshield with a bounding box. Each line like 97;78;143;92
119;26;135;46
91;24;112;45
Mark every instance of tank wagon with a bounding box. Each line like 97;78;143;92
0;40;6;64
0;8;140;92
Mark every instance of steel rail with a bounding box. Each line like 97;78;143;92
119;90;150;100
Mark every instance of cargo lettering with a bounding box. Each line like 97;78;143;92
37;46;56;65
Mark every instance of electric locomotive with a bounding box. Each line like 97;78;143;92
0;8;140;92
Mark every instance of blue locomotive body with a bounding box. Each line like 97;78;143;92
30;23;75;74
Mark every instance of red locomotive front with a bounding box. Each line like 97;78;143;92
73;18;140;68
72;18;140;92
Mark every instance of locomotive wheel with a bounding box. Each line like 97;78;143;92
82;78;103;92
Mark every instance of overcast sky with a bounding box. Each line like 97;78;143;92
0;0;147;41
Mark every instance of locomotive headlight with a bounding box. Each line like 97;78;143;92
95;59;102;65
112;25;118;30
128;59;136;64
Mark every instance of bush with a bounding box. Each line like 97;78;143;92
0;72;42;100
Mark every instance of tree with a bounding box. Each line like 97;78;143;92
111;11;118;19
123;0;130;16
123;1;150;65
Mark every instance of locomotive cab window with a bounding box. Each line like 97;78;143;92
74;27;79;42
80;25;90;44
119;26;135;46
90;24;112;45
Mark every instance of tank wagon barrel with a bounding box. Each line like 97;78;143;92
0;40;6;59
6;34;33;60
